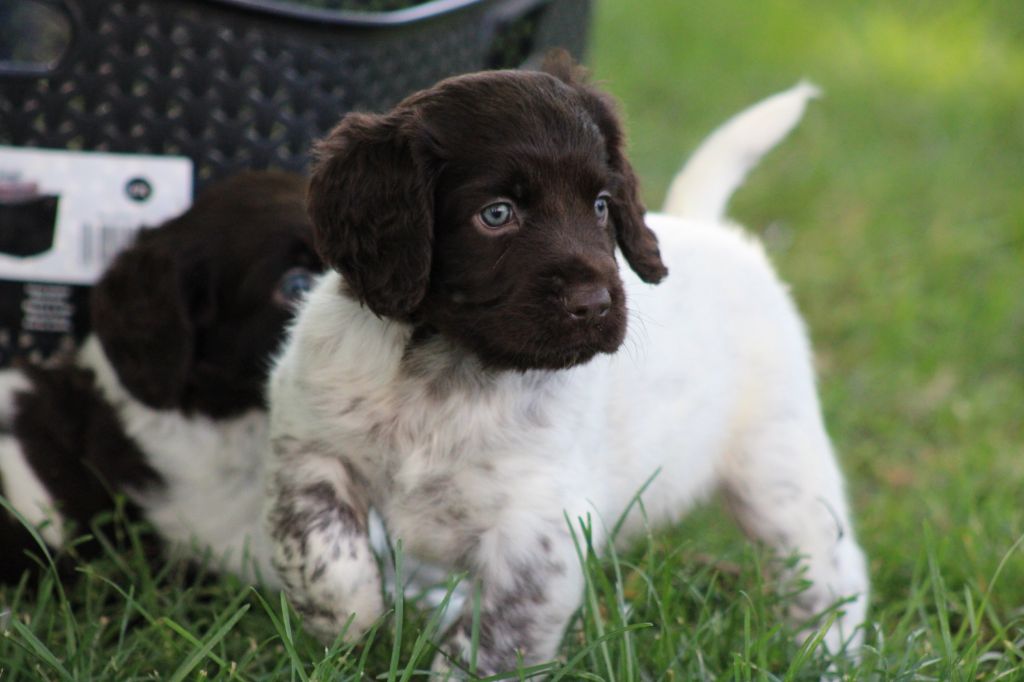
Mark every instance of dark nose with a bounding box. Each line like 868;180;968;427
562;283;612;321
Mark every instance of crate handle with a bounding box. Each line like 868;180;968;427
0;0;83;79
203;0;490;27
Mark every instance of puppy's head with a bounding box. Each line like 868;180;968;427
309;51;666;371
91;171;322;416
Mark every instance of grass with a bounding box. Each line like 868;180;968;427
3;0;1024;678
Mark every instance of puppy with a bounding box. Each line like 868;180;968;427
0;171;321;585
266;54;868;675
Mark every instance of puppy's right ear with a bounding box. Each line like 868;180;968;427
90;241;213;409
307;112;433;318
541;50;668;284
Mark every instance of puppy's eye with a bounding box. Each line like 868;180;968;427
274;267;315;309
595;194;611;222
479;201;514;229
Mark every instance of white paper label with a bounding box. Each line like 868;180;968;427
0;146;193;285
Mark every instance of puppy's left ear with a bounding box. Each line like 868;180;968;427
542;50;668;284
90;240;215;409
307;111;433;318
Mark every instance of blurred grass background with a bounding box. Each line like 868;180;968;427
591;0;1024;667
2;0;1023;678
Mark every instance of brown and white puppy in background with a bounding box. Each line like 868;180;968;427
0;171;321;585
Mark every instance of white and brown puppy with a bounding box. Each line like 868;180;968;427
266;54;868;675
0;171;321;585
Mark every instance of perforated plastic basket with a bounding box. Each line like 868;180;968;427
0;0;589;366
0;0;591;189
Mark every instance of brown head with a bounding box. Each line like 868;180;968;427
91;170;323;416
308;52;666;371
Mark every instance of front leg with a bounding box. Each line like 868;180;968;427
265;437;383;643
432;520;590;677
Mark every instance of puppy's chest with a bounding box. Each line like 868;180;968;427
332;369;559;472
333;375;590;562
379;448;508;563
381;444;591;567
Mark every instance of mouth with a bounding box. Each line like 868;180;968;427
425;278;628;372
473;309;627;371
519;342;609;370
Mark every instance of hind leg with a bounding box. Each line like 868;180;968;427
720;414;868;654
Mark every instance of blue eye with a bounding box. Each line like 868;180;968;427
595;194;610;221
274;267;314;308
479;201;514;228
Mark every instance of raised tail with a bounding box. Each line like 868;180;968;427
661;81;820;222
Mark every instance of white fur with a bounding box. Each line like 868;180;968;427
266;83;868;671
0;433;66;548
0;340;279;587
663;81;821;221
77;337;280;587
0;371;64;545
0;370;66;547
0;370;31;427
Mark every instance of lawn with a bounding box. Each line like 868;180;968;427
3;0;1023;679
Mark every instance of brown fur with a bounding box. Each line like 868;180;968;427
92;171;321;416
307;51;667;372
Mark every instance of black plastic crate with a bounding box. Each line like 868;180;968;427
0;0;590;366
0;0;592;190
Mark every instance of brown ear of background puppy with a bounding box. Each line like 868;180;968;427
92;170;320;417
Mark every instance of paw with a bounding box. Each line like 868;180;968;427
793;537;869;656
291;587;384;644
430;631;476;681
272;524;386;643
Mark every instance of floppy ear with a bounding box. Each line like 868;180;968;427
307;112;433;318
90;241;213;409
542;50;668;284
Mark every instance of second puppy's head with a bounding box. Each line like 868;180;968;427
91;171;322;417
308;52;667;371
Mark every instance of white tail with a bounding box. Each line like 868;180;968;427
661;81;820;222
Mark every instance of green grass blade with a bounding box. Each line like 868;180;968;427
167;603;250;682
6;617;76;682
